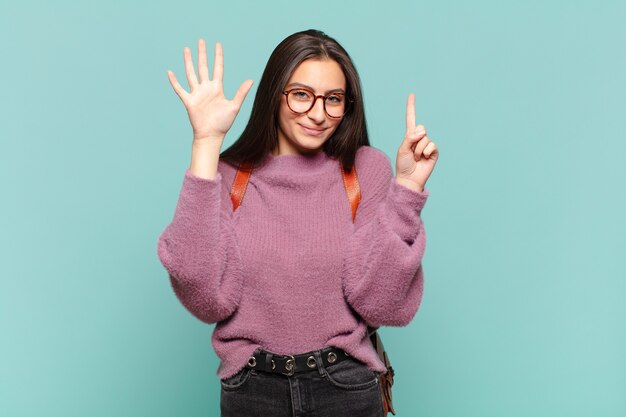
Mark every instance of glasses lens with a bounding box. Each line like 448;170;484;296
287;90;314;113
324;94;346;118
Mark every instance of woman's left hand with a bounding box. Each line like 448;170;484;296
395;93;439;192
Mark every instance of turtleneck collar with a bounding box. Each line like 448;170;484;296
254;150;338;177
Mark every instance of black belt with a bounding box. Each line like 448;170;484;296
245;346;350;376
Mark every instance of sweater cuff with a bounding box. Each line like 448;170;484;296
385;180;429;243
184;168;223;186
171;169;224;218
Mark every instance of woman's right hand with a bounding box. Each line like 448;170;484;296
167;39;254;143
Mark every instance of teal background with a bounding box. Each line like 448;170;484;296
1;0;625;416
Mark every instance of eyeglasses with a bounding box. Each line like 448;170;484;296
282;88;352;119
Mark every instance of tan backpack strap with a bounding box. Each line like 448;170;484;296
230;161;254;211
339;162;361;223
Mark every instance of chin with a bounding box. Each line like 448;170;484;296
295;135;328;152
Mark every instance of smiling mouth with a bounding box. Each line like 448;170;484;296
299;124;327;136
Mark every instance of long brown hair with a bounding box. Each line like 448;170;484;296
220;29;369;172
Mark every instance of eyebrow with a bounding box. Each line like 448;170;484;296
285;82;345;94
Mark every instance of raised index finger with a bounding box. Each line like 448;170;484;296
212;42;224;82
406;93;416;132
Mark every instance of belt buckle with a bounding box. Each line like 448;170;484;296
281;355;295;376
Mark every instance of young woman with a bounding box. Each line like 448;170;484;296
158;29;438;417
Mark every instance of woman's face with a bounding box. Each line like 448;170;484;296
275;58;346;156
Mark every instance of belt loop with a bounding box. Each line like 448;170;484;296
313;349;326;377
265;352;273;373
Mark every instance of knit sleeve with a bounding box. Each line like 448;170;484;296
156;168;243;324
341;146;429;327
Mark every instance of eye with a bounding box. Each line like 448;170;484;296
291;89;313;101
326;94;344;104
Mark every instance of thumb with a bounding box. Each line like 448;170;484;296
167;70;189;103
232;79;254;108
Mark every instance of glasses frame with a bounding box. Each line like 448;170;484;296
282;88;353;119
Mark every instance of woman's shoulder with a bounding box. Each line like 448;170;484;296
355;145;393;177
356;145;391;166
217;158;239;187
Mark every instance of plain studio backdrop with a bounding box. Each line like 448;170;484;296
1;1;624;416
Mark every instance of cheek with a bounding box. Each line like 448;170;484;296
277;110;290;131
279;104;298;128
328;118;343;134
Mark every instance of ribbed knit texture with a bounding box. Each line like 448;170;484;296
157;145;429;379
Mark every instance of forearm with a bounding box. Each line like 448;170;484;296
189;136;224;180
157;169;243;323
343;180;429;327
343;214;426;327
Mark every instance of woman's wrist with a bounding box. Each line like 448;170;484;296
189;139;223;180
395;177;424;193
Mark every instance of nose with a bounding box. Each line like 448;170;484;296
307;96;326;123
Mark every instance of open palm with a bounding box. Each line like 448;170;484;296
167;39;253;141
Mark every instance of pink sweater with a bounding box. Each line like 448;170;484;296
157;145;429;379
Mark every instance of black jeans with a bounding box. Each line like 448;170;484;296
220;348;385;417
